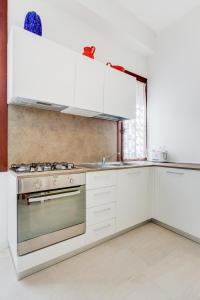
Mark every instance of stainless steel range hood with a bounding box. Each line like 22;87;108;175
10;97;68;112
94;113;127;121
62;107;127;121
61;106;100;118
10;97;127;121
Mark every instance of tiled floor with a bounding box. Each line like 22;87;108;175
1;223;200;300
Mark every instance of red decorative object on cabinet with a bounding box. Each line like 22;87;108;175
106;62;125;72
82;46;96;59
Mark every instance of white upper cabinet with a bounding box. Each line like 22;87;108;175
8;27;137;119
8;27;77;109
104;67;136;119
74;56;104;113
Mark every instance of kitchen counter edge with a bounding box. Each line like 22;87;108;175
8;161;200;178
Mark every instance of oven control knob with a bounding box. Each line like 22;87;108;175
34;181;42;189
69;178;74;184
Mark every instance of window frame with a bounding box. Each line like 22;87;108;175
117;71;147;162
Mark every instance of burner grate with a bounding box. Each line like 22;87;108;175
10;162;76;173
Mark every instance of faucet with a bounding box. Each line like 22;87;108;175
102;152;121;165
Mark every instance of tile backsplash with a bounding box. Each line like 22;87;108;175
8;105;117;165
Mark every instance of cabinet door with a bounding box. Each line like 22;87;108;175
87;202;116;226
153;168;200;238
153;167;184;227
104;67;136;119
9;27;77;107
116;168;151;232
86;219;116;245
86;171;117;190
86;186;116;208
74;55;104;112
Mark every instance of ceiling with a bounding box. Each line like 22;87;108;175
49;0;200;34
117;0;200;33
47;0;200;56
48;0;155;55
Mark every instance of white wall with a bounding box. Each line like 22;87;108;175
75;0;155;55
8;0;148;76
0;173;8;249
148;6;200;163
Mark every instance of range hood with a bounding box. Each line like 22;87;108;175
94;113;127;121
62;107;127;121
10;97;127;121
61;106;100;118
11;97;67;112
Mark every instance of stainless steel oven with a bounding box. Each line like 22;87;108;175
17;173;86;256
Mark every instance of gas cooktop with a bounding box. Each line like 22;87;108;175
10;162;77;173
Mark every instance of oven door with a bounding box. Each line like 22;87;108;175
17;185;86;256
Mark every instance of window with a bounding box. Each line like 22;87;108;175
122;80;147;160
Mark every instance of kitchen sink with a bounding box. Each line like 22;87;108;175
78;161;141;169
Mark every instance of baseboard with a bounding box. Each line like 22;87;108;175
151;218;200;245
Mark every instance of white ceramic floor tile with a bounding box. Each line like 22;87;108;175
1;223;200;300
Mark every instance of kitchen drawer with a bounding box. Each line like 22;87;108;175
86;218;115;244
86;186;116;208
87;202;116;225
86;171;117;190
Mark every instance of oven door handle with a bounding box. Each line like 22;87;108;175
28;190;81;203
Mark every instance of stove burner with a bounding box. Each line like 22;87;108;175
52;162;75;170
11;164;31;173
43;163;52;172
11;162;76;173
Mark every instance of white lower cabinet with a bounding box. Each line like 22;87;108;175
86;186;116;208
87;202;116;226
153;167;200;238
12;166;200;278
86;167;200;246
86;168;152;242
116;168;152;232
86;171;117;244
86;170;117;190
86;219;116;244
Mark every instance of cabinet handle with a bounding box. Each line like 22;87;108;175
28;190;80;203
94;191;111;197
166;171;184;175
94;224;111;232
94;207;111;214
94;175;109;179
127;171;141;175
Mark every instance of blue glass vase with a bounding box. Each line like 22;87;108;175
24;11;42;36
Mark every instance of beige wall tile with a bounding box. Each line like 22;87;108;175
8;105;117;165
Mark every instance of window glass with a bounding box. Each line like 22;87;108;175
123;81;146;160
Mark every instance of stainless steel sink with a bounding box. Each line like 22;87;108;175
78;161;139;169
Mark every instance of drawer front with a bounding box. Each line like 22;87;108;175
87;202;116;225
86;171;117;190
86;218;115;244
86;186;116;208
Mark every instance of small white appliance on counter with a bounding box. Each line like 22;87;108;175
149;149;168;162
